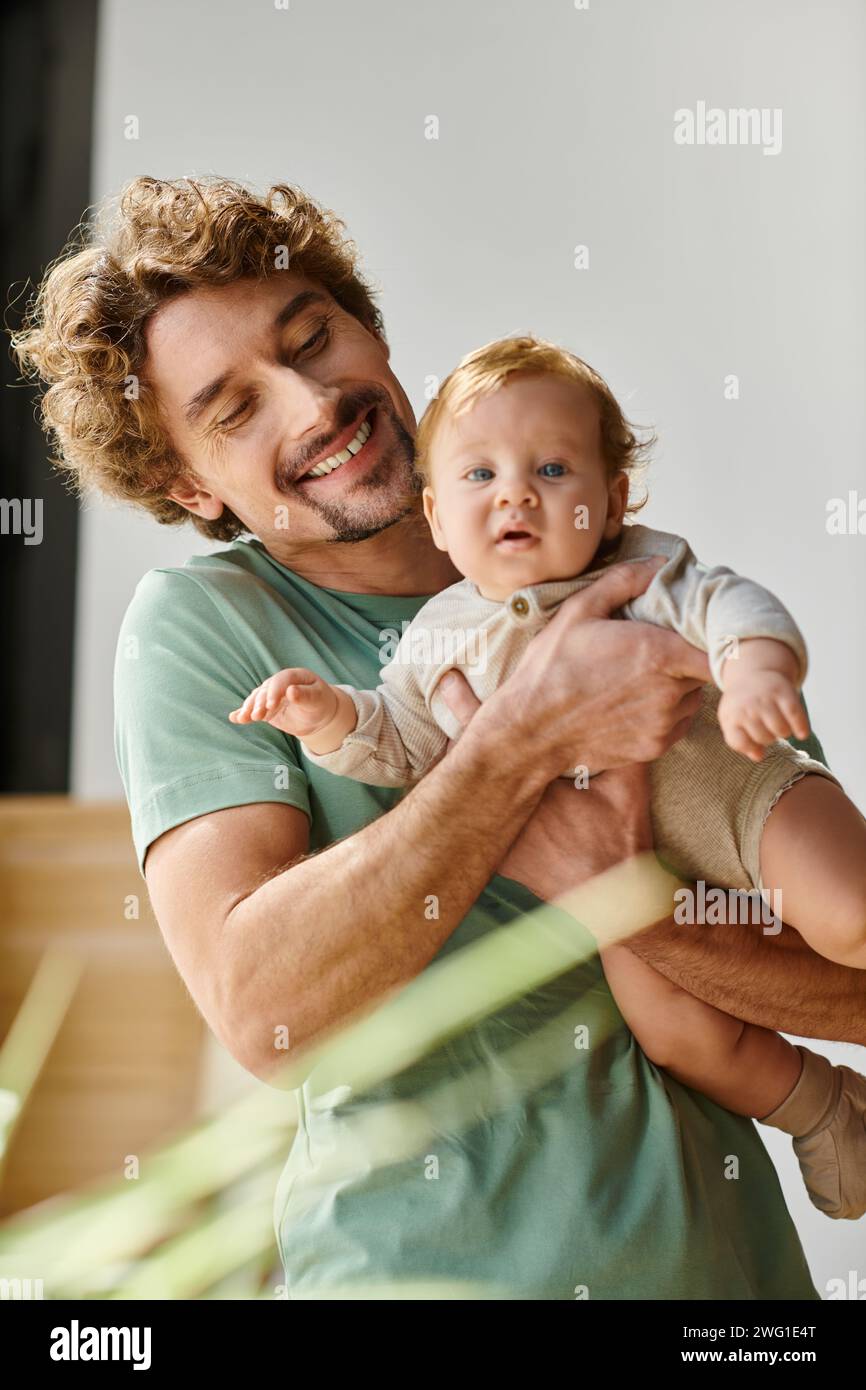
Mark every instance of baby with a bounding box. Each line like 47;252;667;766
230;334;866;1220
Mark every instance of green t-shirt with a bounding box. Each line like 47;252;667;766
113;536;819;1301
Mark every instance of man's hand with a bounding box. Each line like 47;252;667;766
499;766;655;900
478;557;712;779
438;670;655;901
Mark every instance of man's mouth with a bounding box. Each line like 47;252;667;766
296;407;377;484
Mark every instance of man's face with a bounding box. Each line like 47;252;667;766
144;272;420;552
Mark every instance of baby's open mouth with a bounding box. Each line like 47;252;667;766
496;529;539;550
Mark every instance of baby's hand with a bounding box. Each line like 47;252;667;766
717;669;810;762
229;667;338;739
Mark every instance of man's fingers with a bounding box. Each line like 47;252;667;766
672;686;704;724
658;710;701;754
437;669;481;729
593;760;653;794
557;555;667;622
554;557;712;680
655;630;712;685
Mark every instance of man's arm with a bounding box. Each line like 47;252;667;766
144;557;708;1081
146;713;552;1081
627;912;866;1046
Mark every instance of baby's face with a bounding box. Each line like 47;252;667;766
422;373;628;600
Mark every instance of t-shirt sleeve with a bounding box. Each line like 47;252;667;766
114;568;311;878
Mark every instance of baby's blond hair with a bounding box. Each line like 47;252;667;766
414;334;651;516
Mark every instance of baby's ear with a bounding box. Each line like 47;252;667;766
422;486;448;551
603;471;630;537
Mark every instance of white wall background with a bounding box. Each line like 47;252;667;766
77;0;866;1291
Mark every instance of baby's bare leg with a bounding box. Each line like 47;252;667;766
603;918;866;1219
759;774;866;969
600;943;801;1117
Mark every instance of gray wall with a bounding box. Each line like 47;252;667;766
78;0;866;1288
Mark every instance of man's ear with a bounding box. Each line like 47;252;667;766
167;477;226;521
422;486;448;551
602;471;630;539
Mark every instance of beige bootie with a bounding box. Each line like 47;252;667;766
760;1044;866;1220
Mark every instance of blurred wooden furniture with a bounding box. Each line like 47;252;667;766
0;796;205;1217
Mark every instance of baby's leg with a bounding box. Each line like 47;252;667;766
602;942;866;1219
600;943;800;1116
759;774;866;969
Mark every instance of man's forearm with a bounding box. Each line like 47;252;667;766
629;905;866;1045
226;703;552;1065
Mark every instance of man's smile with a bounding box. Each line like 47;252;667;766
295;405;382;491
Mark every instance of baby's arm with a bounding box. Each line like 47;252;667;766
229;658;448;787
621;529;810;761
229;667;357;753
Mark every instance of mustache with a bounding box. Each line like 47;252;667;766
276;388;388;489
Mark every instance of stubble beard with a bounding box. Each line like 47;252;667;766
279;402;423;544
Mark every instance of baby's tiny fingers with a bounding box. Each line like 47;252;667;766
230;691;258;722
250;686;273;718
741;738;767;762
739;717;767;761
754;716;781;747
781;694;810;740
725;721;766;763
760;703;794;741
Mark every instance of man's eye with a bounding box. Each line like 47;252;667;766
538;461;566;477
297;321;331;356
466;467;494;481
216;398;254;430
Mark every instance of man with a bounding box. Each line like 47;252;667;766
13;176;864;1299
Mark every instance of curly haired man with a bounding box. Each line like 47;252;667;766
13;176;865;1299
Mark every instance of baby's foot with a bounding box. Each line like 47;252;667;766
793;1062;866;1220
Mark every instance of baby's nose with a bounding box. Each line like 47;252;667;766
495;478;538;506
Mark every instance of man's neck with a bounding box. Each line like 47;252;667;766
260;510;462;597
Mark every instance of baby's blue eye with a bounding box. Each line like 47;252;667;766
466;467;494;481
538;462;566;477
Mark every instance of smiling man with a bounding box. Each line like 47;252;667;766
153;277;423;552
13;176;864;1300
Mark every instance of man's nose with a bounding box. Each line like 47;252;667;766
268;364;344;441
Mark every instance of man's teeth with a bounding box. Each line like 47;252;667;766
306;417;372;478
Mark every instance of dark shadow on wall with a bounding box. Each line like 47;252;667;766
1;0;98;791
